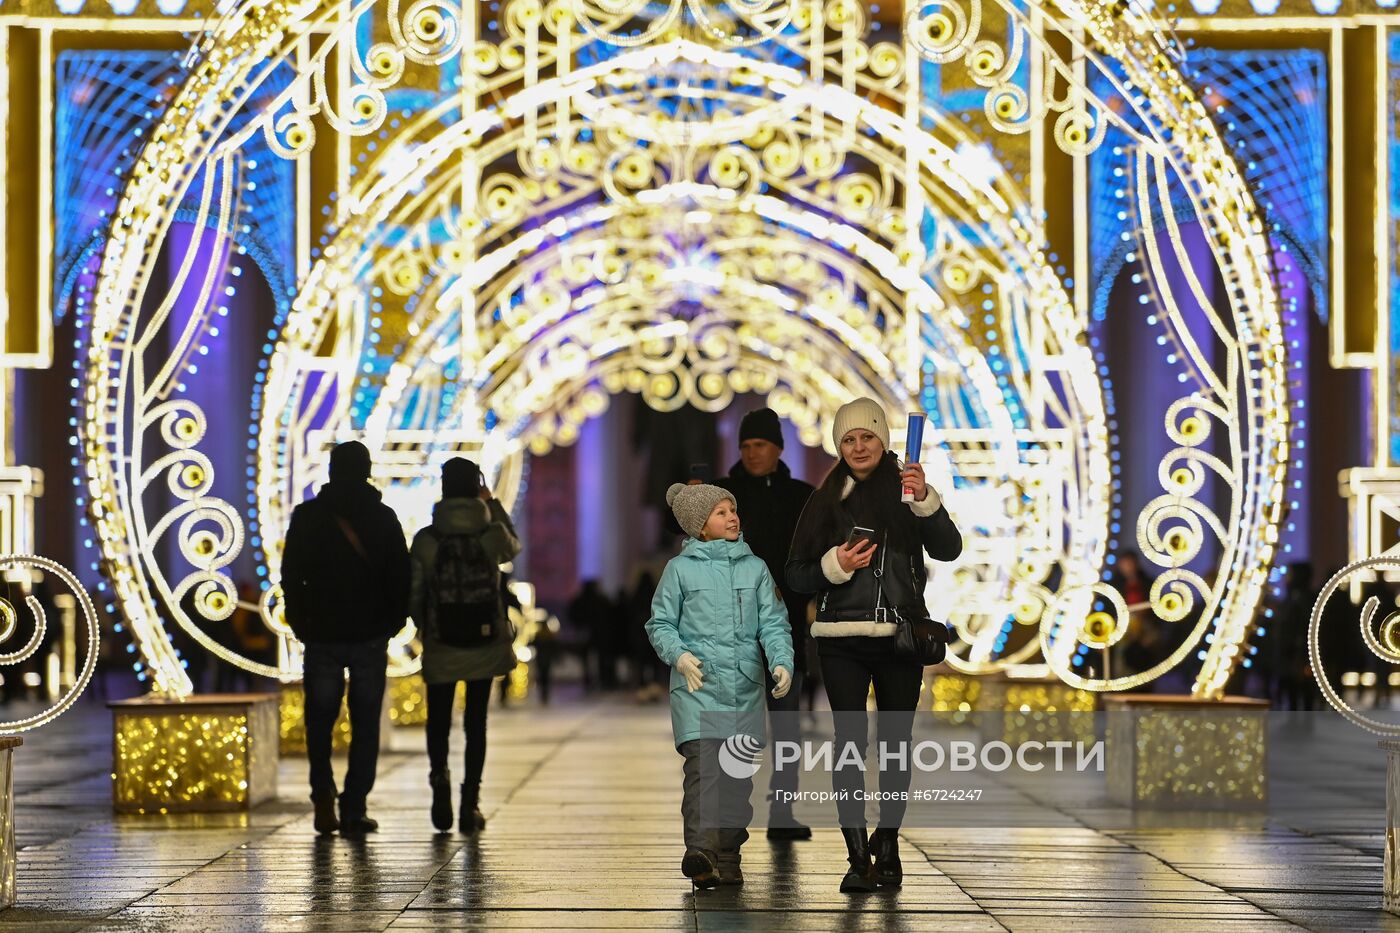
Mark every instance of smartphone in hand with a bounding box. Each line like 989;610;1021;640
845;526;876;549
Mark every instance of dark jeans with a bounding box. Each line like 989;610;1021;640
765;667;803;805
818;636;922;829
303;639;388;817
426;679;493;799
679;739;753;855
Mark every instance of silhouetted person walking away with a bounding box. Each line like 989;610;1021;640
627;571;668;699
410;458;522;834
282;440;410;836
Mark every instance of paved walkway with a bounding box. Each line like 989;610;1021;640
6;695;1400;932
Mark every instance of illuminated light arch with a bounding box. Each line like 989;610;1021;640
80;0;1284;699
255;43;1108;684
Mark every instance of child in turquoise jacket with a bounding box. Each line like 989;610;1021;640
647;482;795;889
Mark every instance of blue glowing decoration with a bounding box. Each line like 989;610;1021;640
54;51;181;322
55;52;298;319
177;61;298;312
1086;48;1325;582
1089;49;1328;324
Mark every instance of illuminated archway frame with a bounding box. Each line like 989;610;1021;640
260;28;1280;694
257;43;1109;683
80;0;1285;699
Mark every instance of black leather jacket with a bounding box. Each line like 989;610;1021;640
786;497;961;630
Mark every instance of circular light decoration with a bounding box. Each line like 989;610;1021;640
1308;558;1400;735
0;556;100;734
80;0;1283;698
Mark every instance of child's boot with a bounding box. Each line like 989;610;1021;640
717;850;744;886
681;848;720;889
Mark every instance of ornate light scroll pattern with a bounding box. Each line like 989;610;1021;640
80;0;1282;699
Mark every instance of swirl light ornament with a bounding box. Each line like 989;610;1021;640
1309;558;1400;735
79;0;1284;698
0;556;100;734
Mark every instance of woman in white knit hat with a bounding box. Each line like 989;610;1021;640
785;397;962;893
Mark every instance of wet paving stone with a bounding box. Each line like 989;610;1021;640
0;698;1394;930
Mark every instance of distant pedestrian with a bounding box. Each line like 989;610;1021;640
282;440;410;836
570;581;619;691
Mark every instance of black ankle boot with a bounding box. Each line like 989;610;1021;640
311;792;339;835
459;783;486;834
430;771;453;832
839;827;877;893
870;828;903;886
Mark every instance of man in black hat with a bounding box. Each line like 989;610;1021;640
281;440;411;836
717;408;815;840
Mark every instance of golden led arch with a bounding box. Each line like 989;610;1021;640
80;0;1285;699
254;39;1108;685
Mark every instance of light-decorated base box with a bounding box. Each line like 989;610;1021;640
976;675;1098;747
928;671;1097;745
279;683;352;756
1105;694;1268;809
0;737;20;908
110;694;279;814
1380;740;1400;915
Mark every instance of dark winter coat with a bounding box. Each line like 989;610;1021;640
786;474;962;638
717;459;815;665
281;480;411;644
409;497;522;685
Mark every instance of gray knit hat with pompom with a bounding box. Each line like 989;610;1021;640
666;483;736;539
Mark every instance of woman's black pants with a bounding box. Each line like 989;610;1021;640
426;679;493;799
818;635;922;829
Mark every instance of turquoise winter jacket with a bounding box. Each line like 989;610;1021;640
646;536;796;748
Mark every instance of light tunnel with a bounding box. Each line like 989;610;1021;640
78;0;1282;700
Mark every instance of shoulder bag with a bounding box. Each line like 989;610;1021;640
872;532;950;665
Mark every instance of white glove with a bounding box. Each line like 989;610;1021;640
771;666;792;699
676;652;704;693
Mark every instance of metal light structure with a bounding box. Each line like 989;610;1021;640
78;0;1286;698
0;555;100;734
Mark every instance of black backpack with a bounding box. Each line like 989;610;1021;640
426;528;502;648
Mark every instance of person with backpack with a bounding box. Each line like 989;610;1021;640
281;440;411;836
408;458;522;833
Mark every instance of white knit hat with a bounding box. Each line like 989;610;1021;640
832;397;890;451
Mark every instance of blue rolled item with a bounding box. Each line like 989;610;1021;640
902;412;926;502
